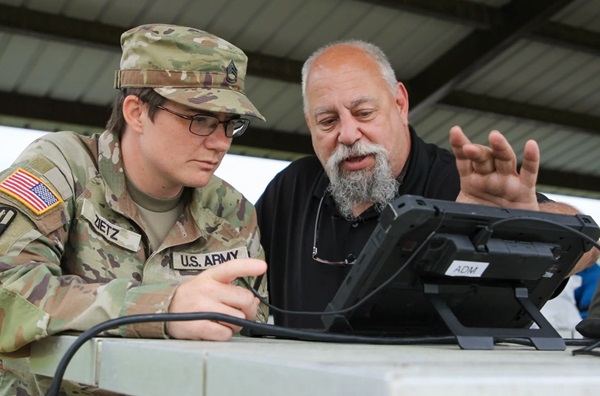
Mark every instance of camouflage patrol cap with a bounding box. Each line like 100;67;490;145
114;24;265;121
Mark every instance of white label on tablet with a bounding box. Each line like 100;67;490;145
445;260;489;277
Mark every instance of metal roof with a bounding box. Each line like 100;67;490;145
0;0;599;197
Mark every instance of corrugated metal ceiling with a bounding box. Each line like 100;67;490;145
0;0;598;197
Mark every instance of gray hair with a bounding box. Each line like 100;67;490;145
301;40;398;113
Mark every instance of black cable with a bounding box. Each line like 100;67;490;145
251;215;599;319
239;215;600;355
46;215;446;394
46;308;600;395
46;312;456;396
47;213;600;394
469;215;600;358
572;339;600;357
488;216;600;251
245;214;446;318
47;216;447;394
564;338;600;347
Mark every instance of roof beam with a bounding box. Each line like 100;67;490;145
1;2;596;128
1;2;599;194
1;92;599;193
356;0;600;55
0;91;312;154
5;89;599;143
2;2;598;86
0;4;302;84
0;91;110;130
356;0;501;29
531;22;600;55
404;0;575;116
441;91;600;136
537;169;600;195
0;3;121;51
236;128;313;155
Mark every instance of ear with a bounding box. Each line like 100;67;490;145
122;95;146;134
395;82;410;123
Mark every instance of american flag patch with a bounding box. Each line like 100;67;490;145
0;168;62;215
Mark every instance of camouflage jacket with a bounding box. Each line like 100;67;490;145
0;129;268;356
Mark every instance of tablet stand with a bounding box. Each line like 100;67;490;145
424;283;565;350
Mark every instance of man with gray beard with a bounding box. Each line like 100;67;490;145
255;39;599;329
325;140;398;219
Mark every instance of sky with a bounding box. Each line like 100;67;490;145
0;125;599;226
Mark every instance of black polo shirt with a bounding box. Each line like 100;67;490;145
256;127;460;328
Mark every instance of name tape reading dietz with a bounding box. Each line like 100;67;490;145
172;247;249;270
81;200;141;252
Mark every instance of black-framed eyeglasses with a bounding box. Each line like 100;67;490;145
155;105;250;138
312;194;356;265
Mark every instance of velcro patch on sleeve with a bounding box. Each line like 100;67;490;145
0;207;16;236
0;168;63;216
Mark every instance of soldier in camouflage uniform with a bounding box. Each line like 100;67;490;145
0;24;269;395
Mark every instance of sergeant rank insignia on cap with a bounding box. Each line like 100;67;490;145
0;168;62;215
225;60;238;84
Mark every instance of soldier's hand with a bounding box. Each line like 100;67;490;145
166;258;266;341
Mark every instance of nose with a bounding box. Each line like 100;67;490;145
204;123;232;151
337;114;362;146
